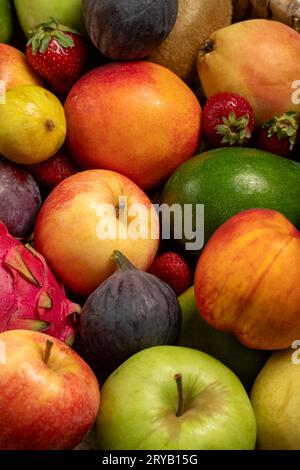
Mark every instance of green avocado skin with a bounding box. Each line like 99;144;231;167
0;0;13;43
162;147;300;255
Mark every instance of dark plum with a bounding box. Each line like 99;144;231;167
0;158;41;238
79;251;182;372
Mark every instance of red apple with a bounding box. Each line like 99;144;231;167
64;61;201;190
0;330;100;450
195;209;300;350
35;169;159;297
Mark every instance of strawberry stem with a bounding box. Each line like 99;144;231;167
216;111;252;145
262;111;299;150
27;17;80;55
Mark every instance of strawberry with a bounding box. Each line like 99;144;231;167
26;18;87;97
256;111;299;158
28;149;78;190
149;251;192;296
202;92;255;148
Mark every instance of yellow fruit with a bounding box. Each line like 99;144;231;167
0;85;66;164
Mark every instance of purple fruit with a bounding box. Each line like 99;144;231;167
0;158;41;238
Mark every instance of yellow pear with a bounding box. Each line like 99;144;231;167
251;348;300;449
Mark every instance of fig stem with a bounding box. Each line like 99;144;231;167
112;251;136;271
44;340;54;365
174;373;184;417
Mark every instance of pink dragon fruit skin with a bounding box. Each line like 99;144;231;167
0;221;80;345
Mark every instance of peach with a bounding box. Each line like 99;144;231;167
34;169;159;297
0;44;43;91
198;20;300;125
195;209;300;350
64;61;201;190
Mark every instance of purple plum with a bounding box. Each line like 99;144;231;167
0;158;41;238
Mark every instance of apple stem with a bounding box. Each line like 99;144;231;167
174;373;184;417
44;340;54;365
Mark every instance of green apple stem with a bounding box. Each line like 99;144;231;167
174;373;184;417
44;340;54;365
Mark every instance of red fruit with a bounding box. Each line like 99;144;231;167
28;150;78;190
149;252;192;296
202;92;254;148
256;111;299;158
26;18;87;96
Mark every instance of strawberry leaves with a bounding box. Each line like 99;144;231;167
216;111;252;146
262;111;299;150
27;17;78;55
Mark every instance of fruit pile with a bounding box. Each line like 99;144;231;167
1;0;300;451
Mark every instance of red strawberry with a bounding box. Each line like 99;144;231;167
28;150;77;190
202;92;255;148
149;252;192;296
256;111;299;158
26;18;87;96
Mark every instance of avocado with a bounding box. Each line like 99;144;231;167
162;147;300;255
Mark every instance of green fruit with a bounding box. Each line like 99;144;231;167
251;349;300;449
0;0;13;43
162;147;300;255
178;287;269;390
13;0;84;37
94;346;257;450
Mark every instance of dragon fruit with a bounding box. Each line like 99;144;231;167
0;221;80;345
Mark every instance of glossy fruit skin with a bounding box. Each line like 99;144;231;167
0;44;43;91
0;85;66;165
0;330;100;450
202;92;254;148
34;169;159;297
13;0;84;37
83;0;178;60
65;61;201;190
80;252;182;372
94;346;257;450
178;287;269;390
28;149;77;190
257;127;292;158
198;20;300;125
0;158;41;237
251;349;300;450
0;0;13;43
195;209;300;350
26;30;88;96
162;147;300;254
149;251;192;295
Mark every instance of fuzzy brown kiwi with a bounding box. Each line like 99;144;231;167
233;0;253;21
149;0;232;83
250;0;300;31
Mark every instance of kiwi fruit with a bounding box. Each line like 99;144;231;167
149;0;232;82
233;0;253;21
250;0;300;31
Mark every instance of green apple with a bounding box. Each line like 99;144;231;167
178;287;269;390
13;0;84;37
0;0;13;43
93;346;257;450
251;349;300;449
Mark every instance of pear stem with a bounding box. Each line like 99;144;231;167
44;340;54;365
174;373;184;417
